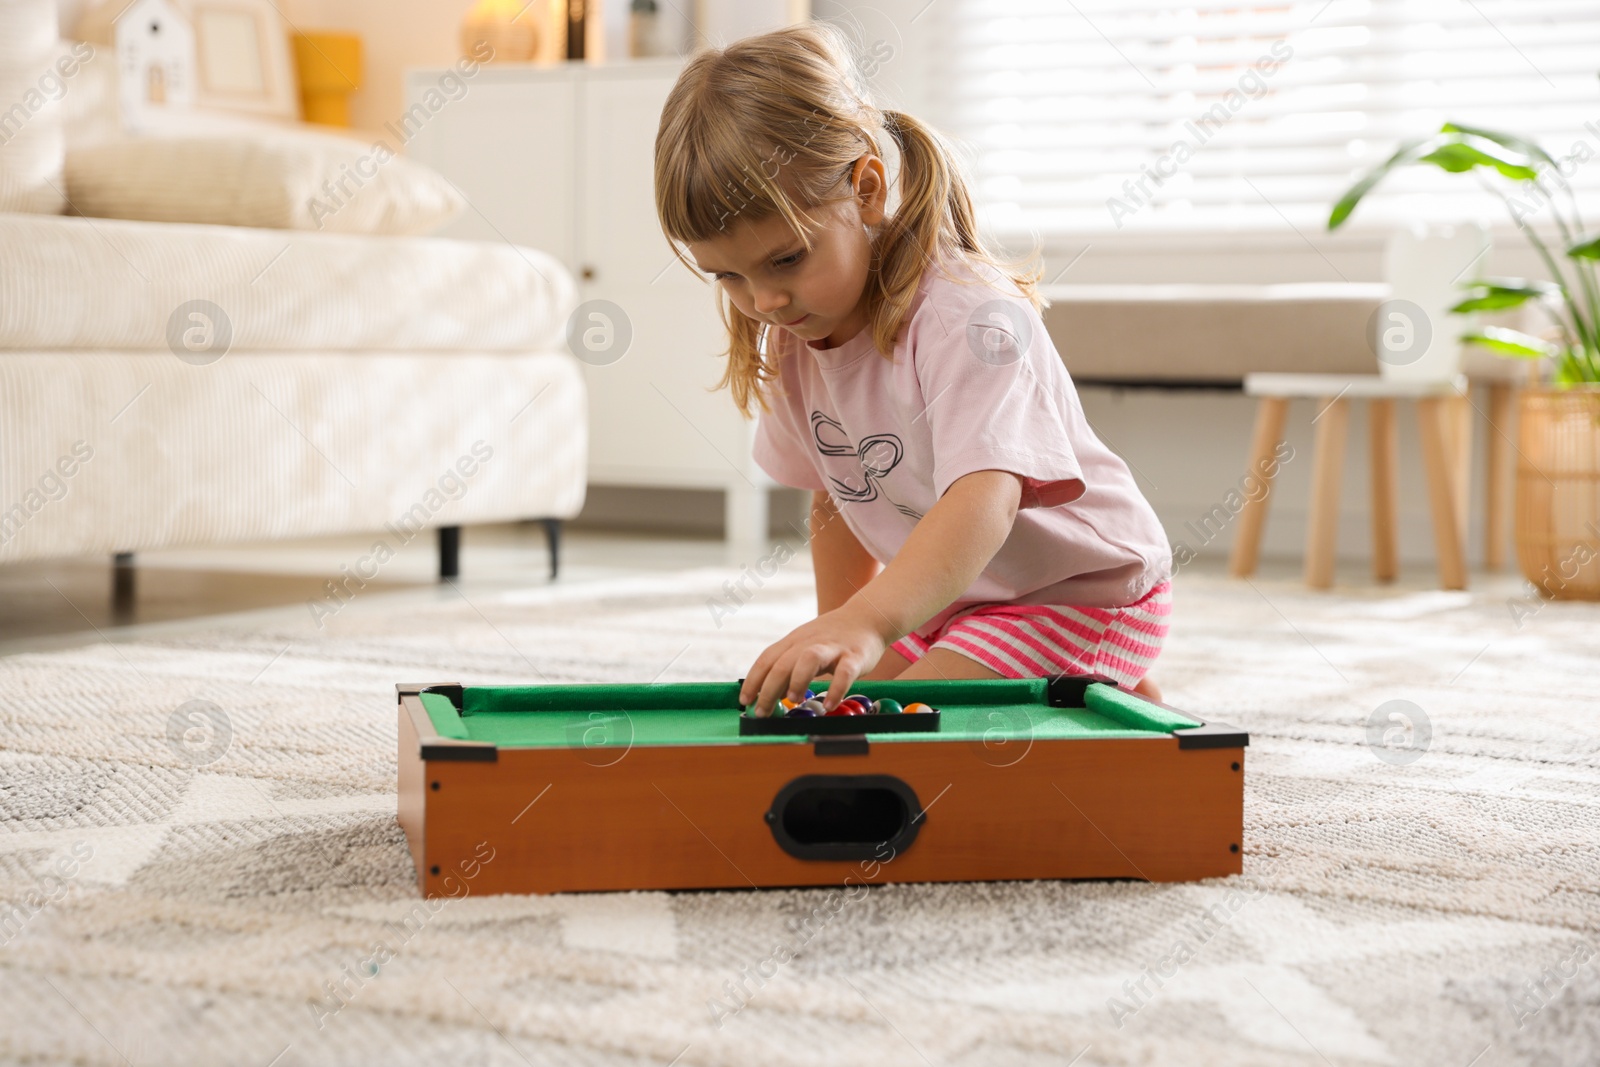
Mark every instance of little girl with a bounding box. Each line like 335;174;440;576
653;23;1172;716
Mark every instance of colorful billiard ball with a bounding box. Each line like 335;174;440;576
825;701;864;716
872;698;903;715
778;697;798;712
789;700;821;717
803;689;816;701
843;695;872;712
904;702;933;714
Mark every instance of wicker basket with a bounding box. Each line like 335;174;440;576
1515;385;1600;599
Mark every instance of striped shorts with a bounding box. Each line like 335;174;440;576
889;581;1172;687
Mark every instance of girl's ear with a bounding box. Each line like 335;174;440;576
852;154;889;226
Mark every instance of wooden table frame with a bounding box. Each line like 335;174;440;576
395;680;1249;897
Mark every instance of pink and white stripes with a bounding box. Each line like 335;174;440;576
890;582;1172;686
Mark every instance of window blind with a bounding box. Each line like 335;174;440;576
923;0;1600;237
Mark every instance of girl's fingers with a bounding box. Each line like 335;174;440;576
760;645;834;715
738;667;762;709
755;650;803;714
741;638;795;707
828;656;862;708
786;648;828;705
821;659;852;711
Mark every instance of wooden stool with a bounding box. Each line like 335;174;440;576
1228;374;1472;590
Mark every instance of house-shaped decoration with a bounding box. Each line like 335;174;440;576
80;0;197;131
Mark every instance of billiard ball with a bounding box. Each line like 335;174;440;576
826;701;865;716
778;697;798;712
844;695;873;713
872;698;903;715
904;702;933;714
792;700;824;717
803;689;816;701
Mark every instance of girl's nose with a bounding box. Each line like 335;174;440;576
752;287;790;316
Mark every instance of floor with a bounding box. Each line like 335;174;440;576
0;521;1525;658
0;523;733;656
1;525;1582;1067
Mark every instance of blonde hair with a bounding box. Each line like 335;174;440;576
654;21;1043;418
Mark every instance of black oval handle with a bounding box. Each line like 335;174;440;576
765;774;924;862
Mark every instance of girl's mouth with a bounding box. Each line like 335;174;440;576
782;314;809;327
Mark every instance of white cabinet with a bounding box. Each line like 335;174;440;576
406;61;773;557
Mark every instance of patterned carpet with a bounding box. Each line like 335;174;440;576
1;564;1597;1067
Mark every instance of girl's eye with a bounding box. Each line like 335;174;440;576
713;272;736;282
774;251;805;269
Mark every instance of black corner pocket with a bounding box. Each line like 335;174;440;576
765;774;923;861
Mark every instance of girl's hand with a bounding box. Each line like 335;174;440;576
740;603;890;715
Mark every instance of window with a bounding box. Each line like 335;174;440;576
925;0;1600;237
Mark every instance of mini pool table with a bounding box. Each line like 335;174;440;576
396;675;1246;897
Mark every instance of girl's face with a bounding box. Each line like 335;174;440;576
685;155;888;350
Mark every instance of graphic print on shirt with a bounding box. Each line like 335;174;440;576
810;410;924;520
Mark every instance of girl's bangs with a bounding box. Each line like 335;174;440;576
663;139;819;246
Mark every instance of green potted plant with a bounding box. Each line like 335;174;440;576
1329;123;1600;599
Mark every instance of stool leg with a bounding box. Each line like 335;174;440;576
1451;391;1473;561
1229;396;1290;578
1369;398;1398;583
1305;397;1349;589
1417;397;1468;590
1485;382;1513;571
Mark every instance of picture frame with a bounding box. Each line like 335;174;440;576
187;0;299;121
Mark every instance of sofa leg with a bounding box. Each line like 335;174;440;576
438;526;460;582
112;552;136;618
541;518;561;580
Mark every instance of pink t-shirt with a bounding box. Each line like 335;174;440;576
751;253;1172;641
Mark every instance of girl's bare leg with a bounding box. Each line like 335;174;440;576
892;647;1005;681
859;644;915;680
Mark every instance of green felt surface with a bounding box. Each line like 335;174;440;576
1083;682;1201;732
419;680;1198;750
420;692;470;739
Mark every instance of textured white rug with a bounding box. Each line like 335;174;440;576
1;564;1597;1067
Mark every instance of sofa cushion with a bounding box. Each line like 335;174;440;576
0;5;67;214
64;128;466;236
0;213;576;352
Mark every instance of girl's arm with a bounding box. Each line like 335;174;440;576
808;490;880;615
741;470;1023;712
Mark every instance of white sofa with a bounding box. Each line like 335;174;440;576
0;213;588;584
0;12;587;592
